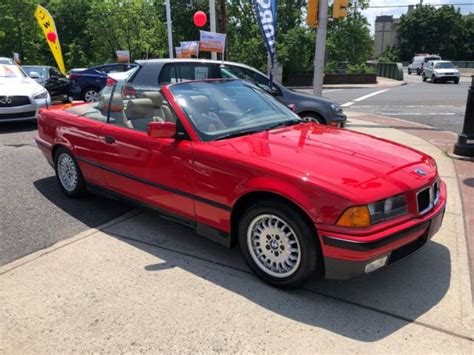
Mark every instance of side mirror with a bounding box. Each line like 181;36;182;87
29;71;40;79
270;87;280;97
147;121;176;138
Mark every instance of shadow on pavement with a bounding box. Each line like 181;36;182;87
33;176;131;230
102;211;451;342
0;121;37;134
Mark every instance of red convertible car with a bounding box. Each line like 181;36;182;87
35;79;446;288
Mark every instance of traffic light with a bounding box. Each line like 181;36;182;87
333;0;349;18
306;0;319;28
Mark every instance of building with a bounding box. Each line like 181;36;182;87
374;15;400;57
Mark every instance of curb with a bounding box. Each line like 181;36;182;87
289;80;407;91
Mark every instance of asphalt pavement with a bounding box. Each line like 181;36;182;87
0;121;130;266
319;71;470;134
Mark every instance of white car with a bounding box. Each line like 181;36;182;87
0;62;51;122
422;60;460;84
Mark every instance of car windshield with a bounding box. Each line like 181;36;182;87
0;64;26;78
435;62;455;69
23;66;48;79
169;80;302;141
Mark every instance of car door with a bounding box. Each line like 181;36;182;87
97;88;196;221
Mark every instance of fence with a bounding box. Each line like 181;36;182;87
376;62;404;81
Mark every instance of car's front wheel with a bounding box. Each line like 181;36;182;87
454;78;459;84
54;148;86;198
431;75;437;83
422;73;427;82
238;200;322;288
408;68;411;75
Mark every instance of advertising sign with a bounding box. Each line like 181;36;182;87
180;41;200;57
199;31;226;53
116;50;130;63
34;5;66;75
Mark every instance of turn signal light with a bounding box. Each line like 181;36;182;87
337;206;371;228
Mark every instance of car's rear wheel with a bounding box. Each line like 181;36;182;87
238;200;322;289
408;68;411;75
422;73;427;82
300;113;325;125
417;69;421;75
82;87;99;102
54;148;86;198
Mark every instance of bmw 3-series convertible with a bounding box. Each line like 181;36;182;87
35;79;446;288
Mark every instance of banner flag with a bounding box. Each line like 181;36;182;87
252;0;277;88
34;5;66;76
116;50;130;63
199;31;226;54
180;41;200;57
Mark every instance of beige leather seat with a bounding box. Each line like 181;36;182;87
124;98;159;130
189;95;225;132
140;91;175;122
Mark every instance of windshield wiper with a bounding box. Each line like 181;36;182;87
266;119;303;131
215;128;265;141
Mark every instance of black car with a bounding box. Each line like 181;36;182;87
68;63;138;102
22;65;71;103
124;59;346;126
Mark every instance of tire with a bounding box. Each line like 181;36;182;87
299;112;326;125
82;87;99;102
422;73;427;82
454;78;459;84
54;147;86;198
408;68;411;75
431;75;437;83
417;69;421;75
238;200;322;289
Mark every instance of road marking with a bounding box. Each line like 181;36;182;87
341;89;391;107
322;89;343;93
378;112;457;116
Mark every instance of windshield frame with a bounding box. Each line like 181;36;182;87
168;79;302;142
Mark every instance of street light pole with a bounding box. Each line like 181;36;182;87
166;0;174;59
312;0;329;97
209;0;217;60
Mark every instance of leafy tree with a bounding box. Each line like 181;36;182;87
397;5;466;60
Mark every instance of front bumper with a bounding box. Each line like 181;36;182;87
321;182;447;280
0;98;51;122
434;75;460;81
327;113;347;127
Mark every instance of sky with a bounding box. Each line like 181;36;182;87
360;0;474;34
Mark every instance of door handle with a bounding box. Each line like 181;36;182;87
104;135;115;144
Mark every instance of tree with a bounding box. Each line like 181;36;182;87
397;5;467;61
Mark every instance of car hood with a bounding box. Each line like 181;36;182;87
0;77;45;96
210;123;437;202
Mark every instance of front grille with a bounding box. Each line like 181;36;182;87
417;187;430;213
0;111;36;120
388;232;428;264
417;180;440;214
0;96;31;107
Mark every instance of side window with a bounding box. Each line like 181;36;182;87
158;64;178;85
176;63;213;81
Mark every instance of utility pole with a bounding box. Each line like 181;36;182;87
166;0;173;58
210;0;217;60
312;0;329;97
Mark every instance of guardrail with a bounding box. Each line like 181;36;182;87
376;62;404;81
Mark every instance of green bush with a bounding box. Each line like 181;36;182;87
347;64;375;74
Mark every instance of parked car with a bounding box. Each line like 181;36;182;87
0;62;51;123
22;65;71;103
35;79;446;288
422;60;460;84
69;63;138;102
123;59;346;127
408;55;441;75
0;57;15;64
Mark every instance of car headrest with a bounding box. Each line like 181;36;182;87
126;98;153;110
190;95;210;113
140;91;163;108
125;98;154;118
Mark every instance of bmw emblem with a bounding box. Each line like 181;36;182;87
414;168;427;176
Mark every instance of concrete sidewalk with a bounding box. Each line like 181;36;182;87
1;115;473;353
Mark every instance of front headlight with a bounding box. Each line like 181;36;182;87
336;194;408;228
368;194;408;224
330;103;342;113
33;90;49;99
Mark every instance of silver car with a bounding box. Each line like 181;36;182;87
0;62;51;123
422;60;460;84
